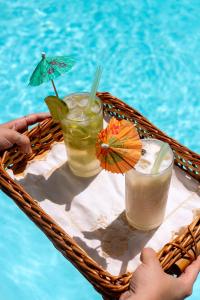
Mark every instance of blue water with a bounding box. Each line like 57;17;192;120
0;0;199;299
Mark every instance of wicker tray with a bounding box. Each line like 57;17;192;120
0;92;199;300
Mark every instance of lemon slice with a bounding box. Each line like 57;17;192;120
45;96;69;122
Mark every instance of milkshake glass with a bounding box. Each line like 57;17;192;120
125;139;174;230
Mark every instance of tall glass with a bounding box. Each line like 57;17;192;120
61;92;103;177
125;139;174;231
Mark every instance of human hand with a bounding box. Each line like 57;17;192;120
0;112;50;154
120;248;200;300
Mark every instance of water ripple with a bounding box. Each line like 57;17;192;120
0;0;200;299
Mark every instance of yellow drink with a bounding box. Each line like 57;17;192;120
61;93;103;177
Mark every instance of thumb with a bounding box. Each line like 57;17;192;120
140;248;160;267
179;256;200;287
0;128;32;154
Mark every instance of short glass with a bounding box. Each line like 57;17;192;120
125;139;174;231
61;92;103;177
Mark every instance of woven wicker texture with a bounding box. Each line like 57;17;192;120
0;92;199;300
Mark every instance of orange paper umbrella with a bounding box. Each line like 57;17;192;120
96;117;142;173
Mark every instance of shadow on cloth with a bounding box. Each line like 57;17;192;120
173;166;200;218
18;162;97;211
174;166;200;195
73;236;108;270
79;212;157;274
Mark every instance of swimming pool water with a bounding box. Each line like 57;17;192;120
0;0;199;299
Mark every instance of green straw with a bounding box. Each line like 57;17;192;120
151;142;169;174
88;65;102;107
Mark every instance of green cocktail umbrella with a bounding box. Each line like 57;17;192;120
29;53;75;97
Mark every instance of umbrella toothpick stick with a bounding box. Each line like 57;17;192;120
51;80;59;98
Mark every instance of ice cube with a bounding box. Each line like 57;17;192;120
78;98;89;107
67;111;89;124
91;103;100;114
78;112;89;124
138;159;151;169
67;111;81;121
64;96;77;110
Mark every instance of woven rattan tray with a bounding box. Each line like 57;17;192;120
0;92;200;300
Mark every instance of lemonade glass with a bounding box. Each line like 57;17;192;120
61;92;103;177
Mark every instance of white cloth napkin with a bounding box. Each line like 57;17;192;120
9;142;200;276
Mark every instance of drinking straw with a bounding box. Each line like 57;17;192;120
88;65;102;107
151;142;169;174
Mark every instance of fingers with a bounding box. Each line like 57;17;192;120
140;248;160;267
21;112;51;129
0;112;49;153
0;112;50;132
14;132;32;154
0;128;32;154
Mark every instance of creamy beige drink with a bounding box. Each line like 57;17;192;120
61;93;103;177
125;139;174;230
